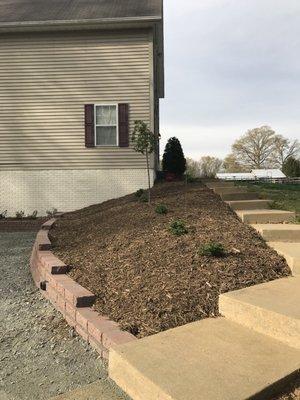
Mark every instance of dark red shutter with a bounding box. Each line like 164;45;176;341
118;103;129;147
85;104;95;148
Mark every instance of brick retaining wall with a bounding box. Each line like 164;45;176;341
30;218;137;360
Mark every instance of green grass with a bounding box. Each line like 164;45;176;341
237;182;300;222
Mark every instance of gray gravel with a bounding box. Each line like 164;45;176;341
0;232;124;400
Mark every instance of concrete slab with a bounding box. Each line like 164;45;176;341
252;224;300;242
221;192;259;201
220;277;300;349
109;318;300;400
226;199;271;210
237;209;295;224
268;242;300;275
213;187;249;194
50;380;128;400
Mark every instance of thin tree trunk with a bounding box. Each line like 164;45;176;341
146;149;151;204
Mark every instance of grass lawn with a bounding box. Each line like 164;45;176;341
237;182;300;221
50;182;290;338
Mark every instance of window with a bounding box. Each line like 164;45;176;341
95;105;118;146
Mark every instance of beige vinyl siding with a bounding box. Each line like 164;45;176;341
0;29;153;170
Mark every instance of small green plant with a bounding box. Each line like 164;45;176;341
199;242;226;257
135;189;145;198
0;210;7;219
185;173;198;183
15;210;25;219
169;219;188;236
46;208;58;218
155;204;168;214
27;210;38;220
268;200;284;210
139;193;148;203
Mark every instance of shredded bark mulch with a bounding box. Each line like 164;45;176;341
50;182;290;338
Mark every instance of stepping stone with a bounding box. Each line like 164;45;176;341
220;192;259;201
226;199;271;210
236;209;295;224
220;277;300;349
213;187;249;195
206;181;235;188
268;242;300;275
252;224;300;242
50;380;127;400
109;318;300;400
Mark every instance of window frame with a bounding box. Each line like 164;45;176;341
94;103;119;147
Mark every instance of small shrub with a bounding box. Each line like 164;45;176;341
155;204;168;214
139;193;148;203
46;208;58;218
185;173;198;183
0;210;7;219
27;210;38;220
15;210;25;219
199;242;225;257
135;189;145;198
268;201;284;210
169;219;188;236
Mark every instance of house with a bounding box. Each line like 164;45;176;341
251;169;286;180
217;169;286;181
216;173;255;181
0;0;164;216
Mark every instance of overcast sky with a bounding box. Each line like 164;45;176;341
160;0;300;160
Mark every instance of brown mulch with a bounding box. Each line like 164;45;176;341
0;218;47;232
50;182;290;338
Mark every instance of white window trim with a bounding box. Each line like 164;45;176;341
94;104;119;147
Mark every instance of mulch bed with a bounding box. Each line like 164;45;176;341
0;218;47;232
50;182;290;338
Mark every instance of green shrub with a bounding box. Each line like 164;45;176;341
27;210;38;220
0;210;7;219
169;220;188;236
15;210;25;219
162;137;186;175
155;204;168;214
185;173;198;183
139;193;148;203
135;189;145;198
199;242;226;257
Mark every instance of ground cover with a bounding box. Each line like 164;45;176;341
51;182;290;338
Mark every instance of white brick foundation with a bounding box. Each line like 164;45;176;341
0;169;155;217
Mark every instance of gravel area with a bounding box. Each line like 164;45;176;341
0;232;127;400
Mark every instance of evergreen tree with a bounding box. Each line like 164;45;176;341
162;137;186;175
282;157;300;177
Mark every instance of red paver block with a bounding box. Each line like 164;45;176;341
88;315;119;343
65;314;76;328
47;285;58;303
37;230;52;251
64;282;96;308
102;329;137;350
39;251;69;274
41;218;56;230
56;294;66;315
75;307;100;331
65;302;76;320
75;324;89;342
89;335;104;355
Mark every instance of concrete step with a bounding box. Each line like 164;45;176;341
226;199;271;210
252;224;300;242
268;242;300;275
109;318;300;400
206;181;235;188
236;209;295;224
50;380;127;400
221;191;260;201
213;187;249;195
220;277;300;349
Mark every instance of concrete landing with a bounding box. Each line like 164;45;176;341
220;277;300;349
213;187;249;195
50;380;128;400
220;192;259;201
237;209;295;224
268;242;300;275
226;199;271;210
109;318;300;400
252;224;300;242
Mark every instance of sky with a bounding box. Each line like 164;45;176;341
160;0;300;160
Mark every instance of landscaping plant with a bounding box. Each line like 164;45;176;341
0;210;7;219
46;208;58;218
15;210;25;219
169;219;188;236
199;242;226;257
135;188;145;198
139;193;148;203
162;137;186;177
282;157;300;178
155;204;168;214
27;210;38;220
131;120;158;204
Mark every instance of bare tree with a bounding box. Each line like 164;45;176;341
273;136;300;167
186;157;201;177
199;156;223;178
223;154;247;173
232;126;277;169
